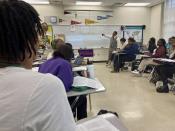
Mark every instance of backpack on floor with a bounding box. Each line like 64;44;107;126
97;109;119;118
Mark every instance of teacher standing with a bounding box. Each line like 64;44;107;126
102;31;118;66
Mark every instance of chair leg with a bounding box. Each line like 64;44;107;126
71;96;80;109
172;86;175;95
148;67;155;81
89;94;92;111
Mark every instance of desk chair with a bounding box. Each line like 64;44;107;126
168;78;175;93
148;65;156;81
121;54;140;71
167;73;175;94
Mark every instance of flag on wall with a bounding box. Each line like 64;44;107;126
106;15;113;18
71;20;82;25
85;19;98;25
97;16;108;20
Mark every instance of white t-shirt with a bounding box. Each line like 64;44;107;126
118;42;127;50
0;67;76;131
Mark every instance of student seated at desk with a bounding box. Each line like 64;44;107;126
147;37;157;54
0;1;76;131
111;38;127;63
112;37;139;72
166;37;175;56
155;37;175;93
39;44;73;91
118;38;127;50
39;44;87;120
132;38;167;76
46;38;65;59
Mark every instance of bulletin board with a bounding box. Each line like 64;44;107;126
122;25;145;44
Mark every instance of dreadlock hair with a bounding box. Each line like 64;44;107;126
0;0;43;62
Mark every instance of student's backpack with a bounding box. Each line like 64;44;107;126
97;109;119;118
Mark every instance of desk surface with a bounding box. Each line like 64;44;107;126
67;78;106;97
72;66;87;72
153;58;175;63
32;60;45;67
136;54;150;59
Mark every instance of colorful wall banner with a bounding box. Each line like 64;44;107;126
71;20;82;25
85;19;98;25
106;15;113;18
97;16;108;20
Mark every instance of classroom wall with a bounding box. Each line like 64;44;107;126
33;5;151;44
113;7;151;44
150;4;163;41
64;5;113;11
33;5;64;21
32;4;163;61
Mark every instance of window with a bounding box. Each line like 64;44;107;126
163;0;175;39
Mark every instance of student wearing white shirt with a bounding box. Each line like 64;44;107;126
102;31;118;66
0;1;76;131
118;38;127;50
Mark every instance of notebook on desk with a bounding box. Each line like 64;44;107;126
76;116;119;131
72;76;103;90
153;58;175;64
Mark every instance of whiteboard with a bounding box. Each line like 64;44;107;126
52;25;123;49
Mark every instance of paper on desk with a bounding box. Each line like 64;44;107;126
32;67;39;72
73;76;103;89
154;58;175;63
73;66;87;72
76;117;119;131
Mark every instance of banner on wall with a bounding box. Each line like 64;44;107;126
97;16;108;20
106;15;113;18
85;19;98;25
71;20;82;25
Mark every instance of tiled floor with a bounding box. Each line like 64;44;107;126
90;63;175;131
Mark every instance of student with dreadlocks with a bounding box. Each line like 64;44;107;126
0;1;76;131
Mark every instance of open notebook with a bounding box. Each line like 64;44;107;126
76;117;119;131
72;76;103;89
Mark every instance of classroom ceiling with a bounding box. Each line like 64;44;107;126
49;0;163;6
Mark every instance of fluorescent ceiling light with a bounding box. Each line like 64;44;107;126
124;3;150;7
23;0;50;5
76;1;102;5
